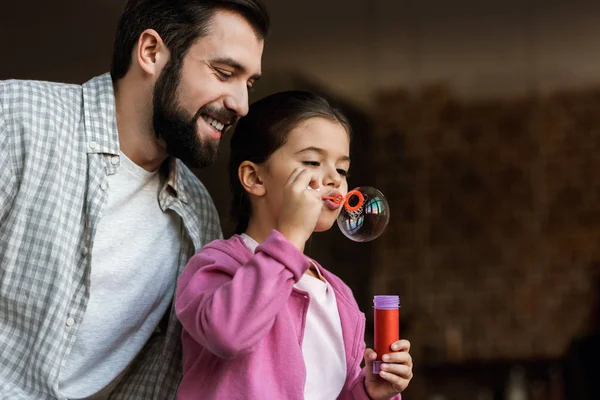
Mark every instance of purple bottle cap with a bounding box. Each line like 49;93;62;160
373;361;383;374
373;295;400;309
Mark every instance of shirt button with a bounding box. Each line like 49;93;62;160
100;181;108;191
82;247;89;256
111;156;119;165
88;141;98;150
66;318;75;327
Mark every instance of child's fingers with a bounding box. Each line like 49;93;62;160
363;348;379;382
381;351;412;366
378;370;409;393
390;339;411;352
285;168;306;187
364;348;377;364
379;363;413;379
291;169;318;194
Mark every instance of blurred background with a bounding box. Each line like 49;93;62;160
2;1;599;399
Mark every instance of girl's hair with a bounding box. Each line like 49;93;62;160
229;90;352;234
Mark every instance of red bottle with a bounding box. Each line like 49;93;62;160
373;295;400;374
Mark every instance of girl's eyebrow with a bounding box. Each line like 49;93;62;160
295;147;350;162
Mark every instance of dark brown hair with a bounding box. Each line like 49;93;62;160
110;0;269;82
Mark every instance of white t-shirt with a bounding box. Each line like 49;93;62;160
241;234;347;399
59;152;181;399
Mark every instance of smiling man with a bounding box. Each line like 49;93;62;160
0;1;268;399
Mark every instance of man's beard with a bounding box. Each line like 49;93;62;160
152;60;231;169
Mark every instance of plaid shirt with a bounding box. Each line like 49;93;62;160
0;74;222;399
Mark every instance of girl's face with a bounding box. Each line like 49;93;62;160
261;117;351;232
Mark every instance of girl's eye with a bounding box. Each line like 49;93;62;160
302;161;320;167
337;169;348;177
216;69;233;79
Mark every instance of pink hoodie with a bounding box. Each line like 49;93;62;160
175;230;400;400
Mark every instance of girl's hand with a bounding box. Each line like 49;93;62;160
277;168;322;250
364;340;413;400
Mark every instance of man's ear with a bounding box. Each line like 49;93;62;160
136;29;169;77
239;161;266;197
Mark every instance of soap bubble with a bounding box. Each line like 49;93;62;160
337;186;390;242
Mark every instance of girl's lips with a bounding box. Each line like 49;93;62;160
322;191;344;210
324;198;341;210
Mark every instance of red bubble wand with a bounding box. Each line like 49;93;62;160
321;189;365;212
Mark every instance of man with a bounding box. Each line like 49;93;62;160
0;0;268;398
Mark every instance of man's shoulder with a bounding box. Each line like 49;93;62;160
0;78;81;101
0;77;80;88
0;78;82;119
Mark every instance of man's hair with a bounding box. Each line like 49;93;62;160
110;0;269;81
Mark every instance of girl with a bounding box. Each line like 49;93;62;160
175;91;413;400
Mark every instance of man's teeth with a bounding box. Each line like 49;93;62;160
204;116;225;132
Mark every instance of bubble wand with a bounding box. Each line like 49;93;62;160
321;189;365;213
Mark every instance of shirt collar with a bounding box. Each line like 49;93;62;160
82;73;119;156
162;157;189;205
83;73;190;205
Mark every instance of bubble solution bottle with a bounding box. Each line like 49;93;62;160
372;295;400;374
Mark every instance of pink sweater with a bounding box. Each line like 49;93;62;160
176;230;399;400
